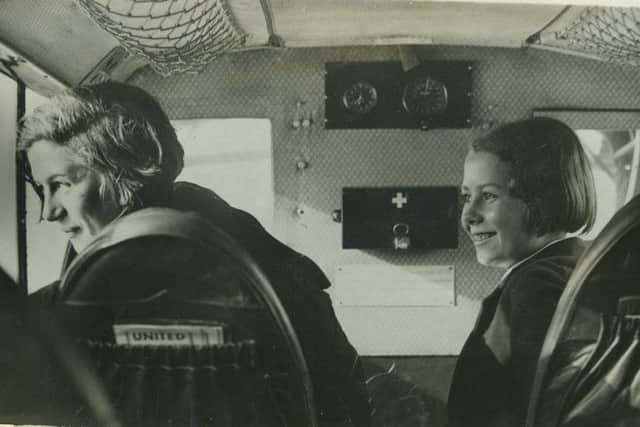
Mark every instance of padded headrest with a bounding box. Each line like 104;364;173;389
527;194;640;427
60;208;259;306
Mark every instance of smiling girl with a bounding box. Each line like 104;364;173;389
448;117;596;427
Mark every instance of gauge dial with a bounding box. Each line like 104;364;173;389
341;81;378;114
402;76;448;118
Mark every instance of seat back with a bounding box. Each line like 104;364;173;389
54;208;317;427
527;195;640;427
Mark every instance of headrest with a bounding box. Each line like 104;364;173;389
59;208;260;306
527;194;640;427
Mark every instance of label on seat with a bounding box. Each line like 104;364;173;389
113;323;225;347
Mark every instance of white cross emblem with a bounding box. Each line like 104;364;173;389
391;192;408;208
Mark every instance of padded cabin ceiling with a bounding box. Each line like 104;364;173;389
1;0;566;91
0;0;117;90
267;1;564;47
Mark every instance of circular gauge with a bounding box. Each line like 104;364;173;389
341;81;378;114
402;76;448;118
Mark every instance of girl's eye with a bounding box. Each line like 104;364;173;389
481;191;497;202
459;193;471;204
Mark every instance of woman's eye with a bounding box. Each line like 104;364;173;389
50;180;69;192
459;193;471;204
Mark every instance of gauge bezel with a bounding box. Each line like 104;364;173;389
341;80;379;114
401;76;449;118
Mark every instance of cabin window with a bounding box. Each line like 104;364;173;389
25;88;62;293
173;119;274;233
577;129;639;240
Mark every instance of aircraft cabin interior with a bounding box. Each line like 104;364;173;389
0;1;639;426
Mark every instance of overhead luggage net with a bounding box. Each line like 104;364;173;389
534;7;640;67
76;0;247;76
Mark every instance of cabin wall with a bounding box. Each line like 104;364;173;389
131;45;640;422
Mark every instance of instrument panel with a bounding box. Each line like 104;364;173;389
325;61;472;130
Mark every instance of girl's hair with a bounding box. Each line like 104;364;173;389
472;117;597;235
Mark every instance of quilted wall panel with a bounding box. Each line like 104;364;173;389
131;45;640;354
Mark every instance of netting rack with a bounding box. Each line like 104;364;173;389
77;0;247;76
528;7;640;67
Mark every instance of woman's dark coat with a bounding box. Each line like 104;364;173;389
31;181;371;427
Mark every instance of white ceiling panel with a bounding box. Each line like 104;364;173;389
268;0;565;47
0;0;119;86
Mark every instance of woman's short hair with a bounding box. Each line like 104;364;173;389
472;117;597;236
18;81;184;211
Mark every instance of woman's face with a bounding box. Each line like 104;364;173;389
28;139;122;252
460;150;543;269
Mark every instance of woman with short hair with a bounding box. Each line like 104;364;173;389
19;82;184;242
20;81;371;427
448;117;597;427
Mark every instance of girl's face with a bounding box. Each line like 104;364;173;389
28;139;122;252
460;150;545;269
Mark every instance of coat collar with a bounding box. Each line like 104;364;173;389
497;237;585;289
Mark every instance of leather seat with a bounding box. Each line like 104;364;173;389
50;208;317;427
527;195;640;427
